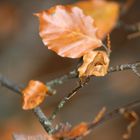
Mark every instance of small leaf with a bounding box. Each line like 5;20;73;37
78;51;110;77
55;123;88;139
65;123;88;139
22;80;48;110
119;108;139;139
74;0;120;39
35;5;102;58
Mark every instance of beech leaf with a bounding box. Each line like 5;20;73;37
78;51;110;77
22;80;48;110
35;5;102;58
65;122;88;139
74;0;120;39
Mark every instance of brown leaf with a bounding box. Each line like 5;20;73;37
74;0;120;39
54;107;106;139
78;51;110;77
66;123;88;139
35;5;102;58
22;80;48;110
119;108;139;139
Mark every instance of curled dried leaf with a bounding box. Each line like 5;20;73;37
74;0;120;39
35;5;102;58
119;108;139;139
78;51;110;77
22;80;48;110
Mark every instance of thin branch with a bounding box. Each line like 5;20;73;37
74;99;140;140
0;74;21;95
46;70;78;95
120;0;135;15
88;99;140;130
0;61;140;134
47;61;140;122
49;78;90;122
46;70;77;87
131;66;140;78
117;21;139;32
127;31;140;39
34;107;53;134
117;20;140;39
108;61;140;73
0;75;54;134
45;61;140;88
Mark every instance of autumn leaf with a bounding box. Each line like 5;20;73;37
78;51;110;77
22;80;48;110
73;0;120;39
54;107;106;139
35;5;102;58
54;122;88;139
119;108;139;139
65;123;88;139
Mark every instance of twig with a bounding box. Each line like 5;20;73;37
47;61;140;122
0;75;54;134
120;0;135;15
117;20;140;39
46;70;77;87
79;99;140;140
46;70;78;95
131;66;140;78
0;61;140;134
108;61;140;73
117;21;140;32
49;78;90;122
89;99;140;130
34;107;53;134
127;31;140;39
45;62;140;88
0;74;21;95
54;100;140;140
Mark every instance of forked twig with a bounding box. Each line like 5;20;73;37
0;61;140;134
47;61;140;121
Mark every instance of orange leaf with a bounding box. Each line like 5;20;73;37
78;51;110;77
74;0;120;39
35;5;102;58
119;108;139;139
22;80;48;110
66;123;88;138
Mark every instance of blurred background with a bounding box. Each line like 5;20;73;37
0;0;140;139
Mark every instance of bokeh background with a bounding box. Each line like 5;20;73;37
0;0;140;139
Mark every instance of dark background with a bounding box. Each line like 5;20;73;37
0;0;140;139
